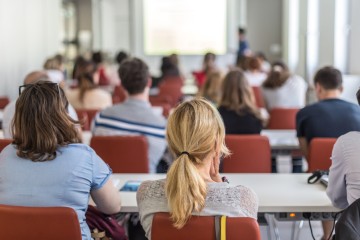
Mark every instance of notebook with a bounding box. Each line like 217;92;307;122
119;180;142;192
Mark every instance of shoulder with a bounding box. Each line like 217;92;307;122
137;179;166;203
338;131;360;144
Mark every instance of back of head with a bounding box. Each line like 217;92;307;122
118;58;149;95
220;69;256;111
248;57;262;71
160;56;179;78
75;60;97;102
262;61;291;89
314;66;342;90
92;51;103;64
238;27;246;35
198;71;223;104
165;98;229;229
115;51;128;65
43;58;61;71
23;71;49;84
13;81;80;162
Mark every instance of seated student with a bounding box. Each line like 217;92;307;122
137;99;258;239
218;69;264;134
244;57;267;87
92;58;167;173
296;66;360;240
0;81;121;240
327;89;360;209
2;71;79;139
193;52;218;87
66;60;112;110
261;61;307;110
197;70;223;105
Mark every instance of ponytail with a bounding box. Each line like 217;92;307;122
165;154;207;229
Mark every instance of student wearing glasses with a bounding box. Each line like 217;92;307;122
0;81;121;240
2;71;79;138
137;99;258;239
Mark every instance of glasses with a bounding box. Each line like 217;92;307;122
18;82;63;105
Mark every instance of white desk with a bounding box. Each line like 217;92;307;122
113;173;339;213
261;130;299;150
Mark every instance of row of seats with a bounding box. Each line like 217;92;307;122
75;107;300;132
0;205;260;240
0;136;336;173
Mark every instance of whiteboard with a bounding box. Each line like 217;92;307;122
143;0;227;55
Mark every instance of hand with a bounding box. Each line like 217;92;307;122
210;155;222;183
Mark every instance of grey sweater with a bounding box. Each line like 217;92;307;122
136;179;259;239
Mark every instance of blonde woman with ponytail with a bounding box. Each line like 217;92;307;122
137;98;258;239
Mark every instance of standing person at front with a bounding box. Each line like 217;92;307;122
0;81;121;240
92;58;167;173
296;66;360;240
137;99;258;239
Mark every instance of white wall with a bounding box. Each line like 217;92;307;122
348;0;360;74
0;0;62;100
247;0;283;61
94;0;283;77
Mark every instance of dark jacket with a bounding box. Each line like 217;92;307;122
334;198;360;239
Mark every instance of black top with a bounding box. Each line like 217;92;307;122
218;106;263;134
296;98;360;143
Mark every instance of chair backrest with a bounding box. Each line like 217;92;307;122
308;138;337;172
158;80;183;107
75;109;100;131
223;135;271;173
267;108;299;129
0;139;12;152
252;86;265;108
151;212;261;240
90;135;149;173
0;205;82;240
0;96;10;109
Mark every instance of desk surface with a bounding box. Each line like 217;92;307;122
113;173;339;213
261;129;298;150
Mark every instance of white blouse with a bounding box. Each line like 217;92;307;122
261;75;307;110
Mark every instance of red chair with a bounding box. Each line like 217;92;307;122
158;79;183;107
267;108;299;129
90;135;149;173
307;138;337;172
0;139;12;152
252;86;265;108
0;97;10;109
151;212;261;240
223;135;271;173
75;109;100;131
0;205;81;240
152;102;171;118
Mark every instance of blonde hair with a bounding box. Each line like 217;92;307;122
198;71;223;105
165;98;230;228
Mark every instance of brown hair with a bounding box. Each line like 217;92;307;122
197;71;223;104
12;81;81;161
220;69;263;120
248;57;262;71
262;61;291;89
118;58;150;95
314;66;342;90
75;61;97;103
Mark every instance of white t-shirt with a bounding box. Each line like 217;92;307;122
244;71;267;86
261;75;307;110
